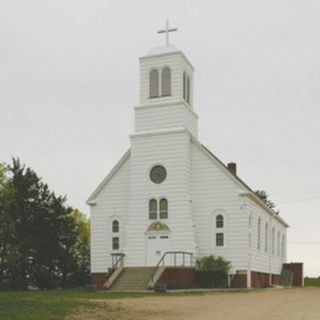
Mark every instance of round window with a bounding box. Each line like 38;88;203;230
150;165;167;184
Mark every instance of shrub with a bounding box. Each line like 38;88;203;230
195;255;231;288
196;255;231;273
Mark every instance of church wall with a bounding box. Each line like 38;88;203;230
190;143;249;273
90;155;131;273
135;102;198;137
246;200;287;277
125;130;196;266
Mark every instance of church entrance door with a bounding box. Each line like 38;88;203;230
146;234;170;266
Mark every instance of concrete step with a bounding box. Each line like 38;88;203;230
111;267;157;291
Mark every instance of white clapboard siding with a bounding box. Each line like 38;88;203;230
135;102;198;137
246;200;287;275
191;142;249;272
90;155;131;273
124;130;195;266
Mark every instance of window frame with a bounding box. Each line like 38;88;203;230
159;198;168;219
161;67;171;97
112;220;119;233
149;199;158;220
112;237;120;251
149;69;160;98
216;233;224;247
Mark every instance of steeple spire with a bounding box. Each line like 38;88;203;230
157;20;178;46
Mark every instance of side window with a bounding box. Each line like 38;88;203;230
216;215;224;228
149;69;159;98
149;199;157;220
159;198;168;219
216;233;224;246
257;218;261;250
265;223;268;252
112;220;119;233
161;68;171;96
112;237;119;250
272;227;275;255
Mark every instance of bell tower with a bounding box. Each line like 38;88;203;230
134;22;198;138
125;22;197;266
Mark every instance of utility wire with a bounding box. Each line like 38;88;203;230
277;196;320;205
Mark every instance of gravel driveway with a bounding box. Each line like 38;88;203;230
109;288;320;320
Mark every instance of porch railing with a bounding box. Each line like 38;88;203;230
111;253;126;269
150;251;193;284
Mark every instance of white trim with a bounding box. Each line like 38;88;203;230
135;100;198;119
140;51;194;71
86;149;131;205
131;127;188;139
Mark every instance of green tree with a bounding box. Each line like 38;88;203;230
0;159;90;289
255;190;279;214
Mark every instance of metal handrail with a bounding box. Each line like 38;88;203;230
111;253;126;269
150;251;193;284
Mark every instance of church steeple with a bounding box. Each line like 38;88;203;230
134;23;197;137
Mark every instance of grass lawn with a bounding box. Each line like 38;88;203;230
0;288;245;320
304;277;320;287
0;290;158;320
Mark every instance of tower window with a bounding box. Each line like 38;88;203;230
187;76;190;104
161;68;171;96
216;215;224;228
149;69;159;98
112;220;119;233
183;71;191;105
149;199;157;220
159;198;168;219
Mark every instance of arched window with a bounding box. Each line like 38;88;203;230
281;234;285;258
257;218;261;250
216;215;224;228
186;76;190;104
161;68;171;96
272;227;275;255
183;71;187;100
265;223;269;252
159;198;168;219
277;231;280;257
149;69;159;98
112;220;119;233
149;199;157;220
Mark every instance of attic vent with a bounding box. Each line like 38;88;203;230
227;162;237;176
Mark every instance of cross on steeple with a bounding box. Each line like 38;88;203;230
157;20;178;46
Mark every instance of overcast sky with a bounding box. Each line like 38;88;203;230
1;0;320;276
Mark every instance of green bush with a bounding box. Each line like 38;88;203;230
196;255;231;273
195;255;231;288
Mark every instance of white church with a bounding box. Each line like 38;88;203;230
87;23;289;289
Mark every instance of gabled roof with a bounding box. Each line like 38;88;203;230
191;138;289;228
86;149;131;205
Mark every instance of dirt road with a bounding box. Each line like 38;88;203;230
109;288;320;320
